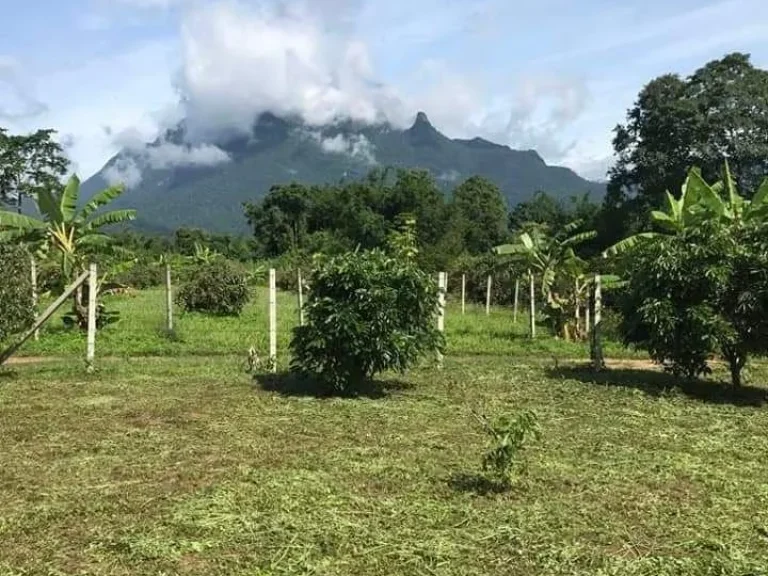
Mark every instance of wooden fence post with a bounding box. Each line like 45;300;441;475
574;278;580;338
461;274;466;315
585;297;591;337
486;275;492;316
529;270;536;339
591;274;604;370
165;264;173;332
297;269;304;327
269;268;277;372
86;263;97;371
513;278;519;325
31;257;39;341
437;272;446;368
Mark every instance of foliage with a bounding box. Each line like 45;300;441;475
451;176;509;253
620;221;768;386
0;174;136;281
176;260;250;316
290;249;444;393
475;410;540;488
606;52;768;245
495;221;596;339
110;258;163;290
0;128;69;209
0;244;35;346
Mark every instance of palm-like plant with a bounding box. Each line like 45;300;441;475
0;174;136;279
0;174;135;328
494;221;596;339
604;161;768;257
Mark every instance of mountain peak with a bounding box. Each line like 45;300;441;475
413;111;432;127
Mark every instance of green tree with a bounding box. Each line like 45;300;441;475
618;167;768;387
452;176;508;254
607;53;768;242
0;128;69;211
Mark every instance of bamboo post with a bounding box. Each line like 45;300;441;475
485;275;492;316
437;272;446;368
297;269;304;327
591;274;604;370
30;257;39;341
461;274;466;315
269;268;277;372
165;264;173;332
513;278;519;325
529;270;536;339
585;298;591;337
86;263;97;370
574;278;581;338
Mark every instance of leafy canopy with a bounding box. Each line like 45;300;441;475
290;248;444;393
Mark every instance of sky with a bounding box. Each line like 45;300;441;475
2;0;768;181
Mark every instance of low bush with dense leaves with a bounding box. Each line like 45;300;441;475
176;260;250;316
0;245;35;346
290;249;444;393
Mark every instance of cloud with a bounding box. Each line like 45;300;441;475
104;157;143;188
174;0;409;140
102;127;231;187
0;56;47;120
305;130;377;164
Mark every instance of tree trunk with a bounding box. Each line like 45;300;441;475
723;346;746;388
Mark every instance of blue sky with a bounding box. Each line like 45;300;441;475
2;0;768;180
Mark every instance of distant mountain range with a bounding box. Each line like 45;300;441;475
81;111;605;234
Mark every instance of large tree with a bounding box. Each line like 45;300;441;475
0;128;69;212
452;175;508;254
606;52;768;240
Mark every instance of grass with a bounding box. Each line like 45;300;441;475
3;289;768;574
18;287;638;362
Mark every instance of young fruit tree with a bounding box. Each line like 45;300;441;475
617;164;768;387
290;248;445;394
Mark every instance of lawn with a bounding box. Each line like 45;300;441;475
2;290;768;575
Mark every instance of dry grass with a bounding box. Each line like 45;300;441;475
2;352;768;575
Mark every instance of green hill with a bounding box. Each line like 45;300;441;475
81;111;604;233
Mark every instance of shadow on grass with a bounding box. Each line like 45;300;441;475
447;472;508;496
549;364;768;407
0;368;18;381
253;371;414;399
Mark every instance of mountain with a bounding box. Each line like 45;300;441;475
81;111;605;234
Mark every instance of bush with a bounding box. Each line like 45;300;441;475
620;222;768;386
111;259;163;289
0;245;35;346
290;249;444;393
176;260;250;316
478;410;540;488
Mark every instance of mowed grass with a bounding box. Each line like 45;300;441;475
3;289;768;574
19;287;638;361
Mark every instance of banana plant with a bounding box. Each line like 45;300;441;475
0;174;136;281
604;161;768;257
0;174;135;330
494;221;596;300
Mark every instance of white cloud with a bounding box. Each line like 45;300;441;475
305;130;377;164
175;0;409;140
145;141;231;169
104;157;143;188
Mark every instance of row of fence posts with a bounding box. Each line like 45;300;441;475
15;262;603;373
161;266;606;373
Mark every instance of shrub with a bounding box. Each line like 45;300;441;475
176;260;250;316
620;222;768;386
477;410;540;488
290;249;444;393
0;245;35;346
111;259;163;289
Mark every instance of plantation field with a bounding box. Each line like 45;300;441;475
3;289;768;575
18;287;639;361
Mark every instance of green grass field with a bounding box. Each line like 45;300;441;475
2;288;768;575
